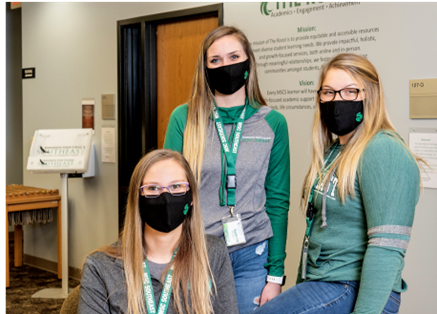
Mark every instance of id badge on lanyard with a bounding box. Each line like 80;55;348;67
222;209;246;247
213;101;247;247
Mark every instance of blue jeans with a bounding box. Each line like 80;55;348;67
230;240;269;314
252;281;401;314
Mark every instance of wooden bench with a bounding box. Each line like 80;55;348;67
6;185;62;287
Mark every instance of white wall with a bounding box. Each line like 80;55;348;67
21;2;437;312
224;2;437;313
6;3;23;186
21;2;215;270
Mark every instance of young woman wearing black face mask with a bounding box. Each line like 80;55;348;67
164;26;290;313
253;54;425;314
79;150;238;314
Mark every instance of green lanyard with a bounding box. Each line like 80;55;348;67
305;142;340;237
213;99;247;211
142;248;177;314
301;142;340;280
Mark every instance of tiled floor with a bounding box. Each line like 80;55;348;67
6;237;80;314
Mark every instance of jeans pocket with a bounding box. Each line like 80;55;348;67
324;282;351;306
382;291;401;314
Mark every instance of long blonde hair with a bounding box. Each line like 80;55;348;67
183;26;267;183
100;149;215;314
301;53;422;208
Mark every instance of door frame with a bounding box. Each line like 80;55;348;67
117;4;223;230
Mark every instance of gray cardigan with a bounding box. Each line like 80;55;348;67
78;235;238;314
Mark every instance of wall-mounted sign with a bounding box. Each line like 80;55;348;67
102;94;116;120
410;78;437;119
101;127;116;163
409;128;437;189
22;68;35;79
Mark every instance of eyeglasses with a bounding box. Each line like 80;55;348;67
139;182;190;198
317;88;364;102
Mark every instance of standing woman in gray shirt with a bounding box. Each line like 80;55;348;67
79;149;238;314
164;26;290;313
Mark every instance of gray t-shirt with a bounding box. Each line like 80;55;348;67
147;260;169;283
78;235;238;314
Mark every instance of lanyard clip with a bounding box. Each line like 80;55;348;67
303;237;309;249
229;206;235;217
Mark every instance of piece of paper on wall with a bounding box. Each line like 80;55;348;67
102;128;115;163
409;132;437;189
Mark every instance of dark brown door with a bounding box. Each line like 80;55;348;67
156;16;218;148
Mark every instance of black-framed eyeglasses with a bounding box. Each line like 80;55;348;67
139;182;190;198
317;88;364;102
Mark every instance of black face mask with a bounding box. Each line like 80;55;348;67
139;192;192;233
206;59;250;95
320;100;364;136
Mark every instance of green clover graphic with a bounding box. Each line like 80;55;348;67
356;112;363;122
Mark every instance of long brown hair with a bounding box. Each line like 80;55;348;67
184;25;267;184
100;149;215;314
301;53;423;208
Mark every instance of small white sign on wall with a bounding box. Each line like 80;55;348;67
409;128;437;189
101;127;116;163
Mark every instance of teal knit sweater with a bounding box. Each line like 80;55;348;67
298;131;420;314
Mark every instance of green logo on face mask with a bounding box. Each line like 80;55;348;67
356;112;363;122
183;204;189;215
244;71;248;80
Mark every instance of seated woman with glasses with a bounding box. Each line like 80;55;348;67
253;53;424;314
78;149;238;314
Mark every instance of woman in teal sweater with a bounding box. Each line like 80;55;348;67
254;53;424;314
